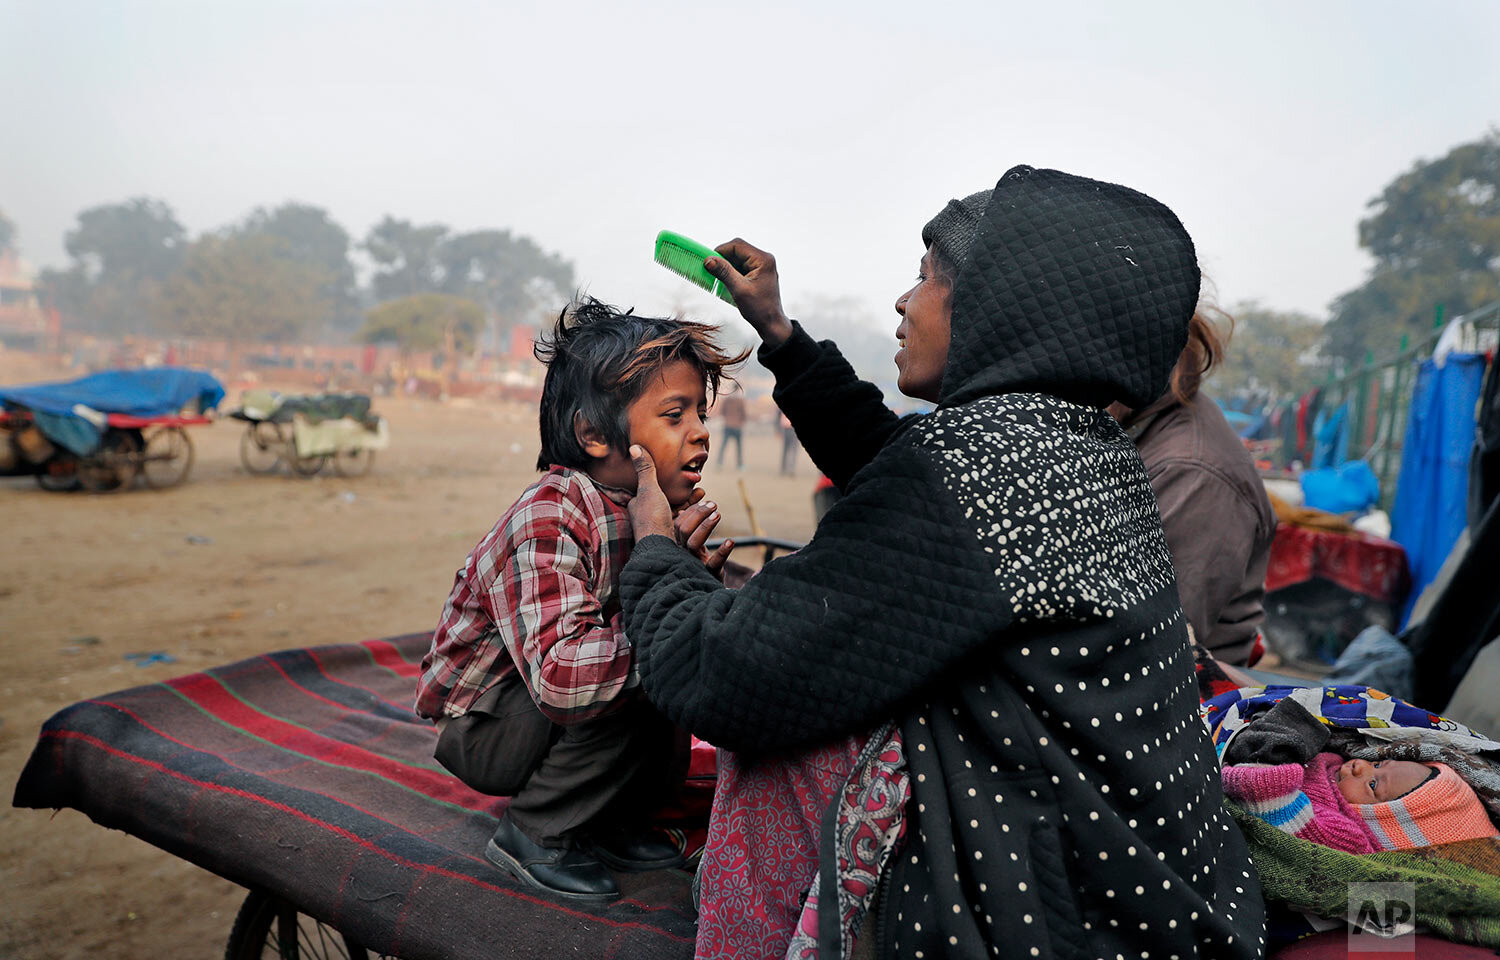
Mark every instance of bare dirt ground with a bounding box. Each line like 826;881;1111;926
0;351;820;959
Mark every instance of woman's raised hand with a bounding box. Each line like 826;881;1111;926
705;239;794;348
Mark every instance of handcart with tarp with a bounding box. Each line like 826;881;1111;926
232;390;389;478
0;368;223;492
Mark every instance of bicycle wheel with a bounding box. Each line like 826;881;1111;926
142;426;195;488
224;889;386;960
290;451;329;476
240;422;282;475
78;430;140;493
35;455;82;492
330;447;375;478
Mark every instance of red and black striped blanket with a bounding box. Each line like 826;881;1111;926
13;634;706;959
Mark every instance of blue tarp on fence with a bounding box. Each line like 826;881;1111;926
1391;353;1486;626
1311;403;1350;470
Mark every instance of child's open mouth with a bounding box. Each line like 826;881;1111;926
682;454;707;484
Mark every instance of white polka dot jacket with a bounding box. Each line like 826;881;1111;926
620;167;1266;959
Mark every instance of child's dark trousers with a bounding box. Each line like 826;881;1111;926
434;670;685;847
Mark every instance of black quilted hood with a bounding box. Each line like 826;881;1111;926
938;165;1200;410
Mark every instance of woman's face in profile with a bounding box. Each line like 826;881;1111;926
894;244;953;402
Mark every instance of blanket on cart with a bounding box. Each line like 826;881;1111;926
235;390;373;425
13;634;707;960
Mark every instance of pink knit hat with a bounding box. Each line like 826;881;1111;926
1355;763;1500;850
1221;752;1381;854
1301;753;1383;854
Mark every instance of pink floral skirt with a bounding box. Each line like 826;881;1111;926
694;728;910;960
693;736;868;960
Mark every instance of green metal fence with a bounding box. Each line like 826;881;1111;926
1311;300;1500;510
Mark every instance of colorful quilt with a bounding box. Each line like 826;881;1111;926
1201;685;1500;760
12;635;708;960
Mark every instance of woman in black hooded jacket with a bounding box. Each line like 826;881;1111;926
622;166;1265;960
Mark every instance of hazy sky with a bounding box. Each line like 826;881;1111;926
3;0;1498;335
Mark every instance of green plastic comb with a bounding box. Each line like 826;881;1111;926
653;230;735;306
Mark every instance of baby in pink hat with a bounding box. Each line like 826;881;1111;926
1220;698;1498;854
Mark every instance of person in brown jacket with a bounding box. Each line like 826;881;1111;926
1109;307;1277;671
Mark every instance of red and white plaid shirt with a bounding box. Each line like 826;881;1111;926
414;467;636;724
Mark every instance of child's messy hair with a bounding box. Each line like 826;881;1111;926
534;297;750;470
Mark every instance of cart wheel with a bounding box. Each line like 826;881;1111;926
240;422;283;475
330;447;375;478
78;430;140;494
35;455;82;492
224;889;392;960
290;451;329;477
142;426;195;488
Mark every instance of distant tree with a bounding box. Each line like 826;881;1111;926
0;209;15;255
237;202;359;336
37;197;186;334
437;229;574;337
1326;130;1500;362
358;293;484;360
364;217;448;301
160;234;330;346
1209;303;1327;398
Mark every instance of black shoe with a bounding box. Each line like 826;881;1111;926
584;824;686;873
484;814;619;901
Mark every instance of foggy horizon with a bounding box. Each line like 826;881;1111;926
4;0;1499;333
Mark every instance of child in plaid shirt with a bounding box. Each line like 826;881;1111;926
416;298;745;901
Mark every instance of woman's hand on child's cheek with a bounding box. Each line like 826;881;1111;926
626;446;676;542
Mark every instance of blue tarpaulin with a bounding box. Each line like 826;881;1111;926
1219;407;1255;432
0;368;224;456
1301;459;1380;514
1391;353;1486;626
0;368;225;419
1311;403;1350;469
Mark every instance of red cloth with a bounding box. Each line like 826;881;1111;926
1295;389;1318;461
1265;524;1411;604
104;412;212;428
415;467;637;723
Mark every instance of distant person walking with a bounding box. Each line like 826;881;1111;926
777;410;797;475
716;385;747;470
